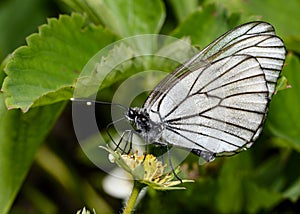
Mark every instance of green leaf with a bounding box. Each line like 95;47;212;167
215;153;283;213
75;36;196;101
285;36;300;54
267;54;300;150
0;54;9;85
252;154;286;191
275;75;291;93
94;0;166;37
0;0;54;60
74;42;143;99
60;0;166;37
2;13;117;112
215;154;252;213
0;93;66;214
244;180;282;213
171;4;234;48
283;177;300;202
167;0;199;23
59;0;103;25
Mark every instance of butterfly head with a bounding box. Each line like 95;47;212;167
125;107;164;143
126;107;151;133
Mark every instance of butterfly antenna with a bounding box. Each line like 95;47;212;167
70;97;128;111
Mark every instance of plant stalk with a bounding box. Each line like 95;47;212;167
123;181;144;214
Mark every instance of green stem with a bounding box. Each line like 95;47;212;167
123;181;144;214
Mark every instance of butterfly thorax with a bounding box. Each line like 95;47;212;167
126;107;164;143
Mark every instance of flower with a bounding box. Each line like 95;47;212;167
100;145;194;190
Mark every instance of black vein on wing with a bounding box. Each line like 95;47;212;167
208;22;273;54
168;120;250;142
218;104;266;114
166;110;258;134
164;126;214;152
160;55;254;120
166;124;242;148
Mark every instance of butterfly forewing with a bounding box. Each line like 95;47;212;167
143;22;285;157
194;22;285;98
144;22;285;111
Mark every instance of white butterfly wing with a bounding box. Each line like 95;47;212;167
184;21;286;98
144;22;285;109
150;55;268;154
144;22;286;156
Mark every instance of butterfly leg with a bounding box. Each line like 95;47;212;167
114;130;127;153
166;143;182;182
106;121;125;153
106;129;131;154
152;141;182;181
123;130;134;155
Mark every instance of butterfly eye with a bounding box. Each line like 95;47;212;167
127;108;136;120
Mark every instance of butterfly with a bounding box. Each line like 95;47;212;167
121;21;286;162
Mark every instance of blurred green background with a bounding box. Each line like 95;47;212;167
0;0;299;213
